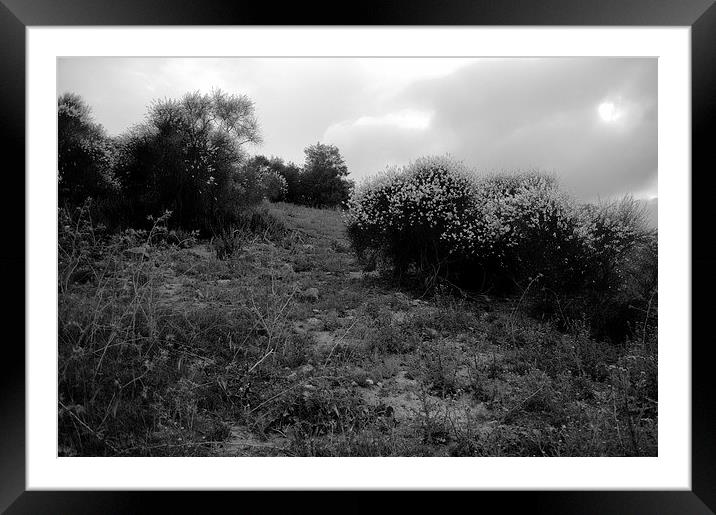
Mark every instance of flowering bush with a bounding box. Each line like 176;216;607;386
260;169;288;202
345;156;651;300
576;197;652;291
461;172;590;291
345;156;480;278
570;198;655;340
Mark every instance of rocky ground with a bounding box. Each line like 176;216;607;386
144;203;655;456
59;201;656;457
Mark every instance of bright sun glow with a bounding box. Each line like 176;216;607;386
598;101;620;122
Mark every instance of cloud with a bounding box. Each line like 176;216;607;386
328;58;657;200
58;57;657;200
352;110;433;130
323;113;440;179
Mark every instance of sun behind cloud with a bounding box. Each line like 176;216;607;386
598;101;621;122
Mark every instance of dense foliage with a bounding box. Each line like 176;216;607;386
299;142;353;208
58;92;353;243
345;156;655;341
248;145;353;208
243;155;289;202
58;93;119;204
112;90;263;235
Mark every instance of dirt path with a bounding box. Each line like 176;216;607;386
59;198;656;457
164;203;498;456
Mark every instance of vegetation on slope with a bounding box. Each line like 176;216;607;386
58;202;656;457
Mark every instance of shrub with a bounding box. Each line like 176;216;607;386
576;196;653;292
58;93;119;204
92;89;263;235
278;161;304;204
461;172;587;291
244;155;288;202
345;156;587;290
210;202;287;259
538;198;655;341
246;155;307;204
260;169;288;202
345;156;480;281
345;155;654;338
58;199;107;292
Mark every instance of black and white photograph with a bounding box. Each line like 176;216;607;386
56;56;659;458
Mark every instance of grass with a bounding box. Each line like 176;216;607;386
58;200;657;457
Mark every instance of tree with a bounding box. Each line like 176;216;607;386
300;142;352;208
278;161;303;203
57;93;119;204
244;155;306;203
114;89;262;232
243;155;287;202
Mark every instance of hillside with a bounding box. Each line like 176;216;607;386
58;202;657;457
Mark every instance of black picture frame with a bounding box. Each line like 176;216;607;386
2;1;714;512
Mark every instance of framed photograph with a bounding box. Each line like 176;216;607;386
4;0;715;512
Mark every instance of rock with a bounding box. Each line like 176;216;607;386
301;288;319;302
379;405;394;418
348;270;380;281
217;279;231;286
293;261;312;273
337;315;354;324
303;383;316;390
289;364;315;380
298;364;315;375
188;246;213;259
306;317;324;331
365;379;374;386
391;311;407;324
125;246;149;259
424;328;439;339
277;264;294;277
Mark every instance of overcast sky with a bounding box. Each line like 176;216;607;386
58;57;657;201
